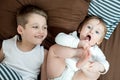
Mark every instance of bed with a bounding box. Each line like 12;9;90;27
0;0;120;80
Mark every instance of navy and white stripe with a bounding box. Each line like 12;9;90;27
0;63;23;80
88;0;120;39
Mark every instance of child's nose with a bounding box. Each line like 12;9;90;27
38;28;44;33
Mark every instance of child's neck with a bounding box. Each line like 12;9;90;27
16;40;36;52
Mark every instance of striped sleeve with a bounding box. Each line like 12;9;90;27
88;0;120;39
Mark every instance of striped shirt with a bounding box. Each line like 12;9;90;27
88;0;120;39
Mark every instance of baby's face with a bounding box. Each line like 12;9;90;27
79;19;105;46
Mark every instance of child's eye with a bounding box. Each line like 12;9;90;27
43;26;47;29
32;26;38;28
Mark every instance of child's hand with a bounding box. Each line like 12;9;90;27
78;40;90;50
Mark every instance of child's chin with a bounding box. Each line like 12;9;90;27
35;41;42;45
38;42;42;45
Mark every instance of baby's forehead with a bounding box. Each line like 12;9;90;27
86;19;105;31
87;18;100;25
88;19;104;27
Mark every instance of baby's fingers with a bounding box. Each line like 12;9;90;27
76;51;91;68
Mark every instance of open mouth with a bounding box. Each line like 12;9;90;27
85;35;91;41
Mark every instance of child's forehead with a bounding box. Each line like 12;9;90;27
26;13;41;20
26;13;47;25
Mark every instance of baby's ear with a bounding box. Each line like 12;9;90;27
97;40;102;45
97;36;105;45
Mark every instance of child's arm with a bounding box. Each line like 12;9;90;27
41;49;48;80
0;48;5;62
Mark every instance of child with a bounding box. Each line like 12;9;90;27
0;5;48;80
47;16;110;80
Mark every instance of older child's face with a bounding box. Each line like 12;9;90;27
19;13;47;45
79;19;105;46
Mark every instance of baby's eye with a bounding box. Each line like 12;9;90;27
87;26;91;29
95;31;99;34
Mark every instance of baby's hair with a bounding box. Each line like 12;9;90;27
78;15;107;39
16;5;47;27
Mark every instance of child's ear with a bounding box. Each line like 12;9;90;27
17;25;24;35
78;28;81;33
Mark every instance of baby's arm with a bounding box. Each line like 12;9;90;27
78;40;90;49
55;32;91;67
41;49;48;80
90;46;110;74
55;31;90;49
86;61;105;74
72;62;102;80
55;31;79;48
79;61;102;80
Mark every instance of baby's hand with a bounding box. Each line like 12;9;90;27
88;62;105;73
78;40;90;50
76;49;91;68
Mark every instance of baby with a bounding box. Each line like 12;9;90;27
47;16;109;80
